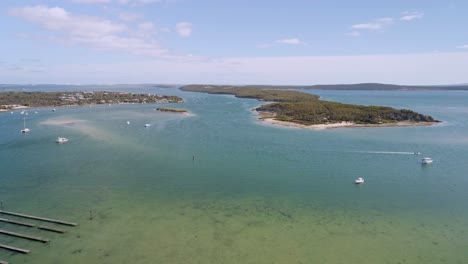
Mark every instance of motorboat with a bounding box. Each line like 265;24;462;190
56;137;69;143
126;121;131;125
144;123;151;127
413;152;421;155
355;177;365;184
421;157;433;164
52;108;56;112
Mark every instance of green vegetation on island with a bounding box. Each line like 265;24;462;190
181;85;440;125
0;91;183;110
156;107;188;113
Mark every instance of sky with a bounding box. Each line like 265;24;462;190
1;0;467;85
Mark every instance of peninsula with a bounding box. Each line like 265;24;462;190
181;85;440;129
0;91;183;111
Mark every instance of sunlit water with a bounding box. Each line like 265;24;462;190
0;87;467;263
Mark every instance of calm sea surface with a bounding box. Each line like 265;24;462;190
0;87;467;263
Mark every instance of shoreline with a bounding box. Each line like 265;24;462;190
256;111;438;130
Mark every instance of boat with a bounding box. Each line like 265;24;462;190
52;108;56;112
126;121;131;125
413;152;421;155
56;137;69;143
421;157;433;164
355;177;365;184
144;123;151;127
34;110;39;114
20;111;25;115
20;117;30;133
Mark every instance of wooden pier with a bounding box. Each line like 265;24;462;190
0;217;35;227
0;229;49;243
38;225;65;233
0;243;30;254
0;210;77;226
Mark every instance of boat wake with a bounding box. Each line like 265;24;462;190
354;151;419;155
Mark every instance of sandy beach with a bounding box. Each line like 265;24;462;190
256;111;438;130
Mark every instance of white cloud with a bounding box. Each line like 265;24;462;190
138;22;154;32
275;38;304;45
352;23;382;30
139;0;162;3
119;12;143;22
345;31;361;37
176;22;192;37
457;45;468;49
69;0;111;3
68;0;162;4
377;17;394;24
9;5;169;58
400;11;424;21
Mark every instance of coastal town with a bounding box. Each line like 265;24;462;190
0;91;183;111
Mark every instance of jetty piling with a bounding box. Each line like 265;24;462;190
0;244;30;254
0;229;49;243
0;210;77;226
0;217;35;227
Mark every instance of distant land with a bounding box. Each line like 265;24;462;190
189;83;468;91
181;85;439;129
0;91;182;111
1;83;468;91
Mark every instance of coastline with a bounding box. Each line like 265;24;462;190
256;111;438;130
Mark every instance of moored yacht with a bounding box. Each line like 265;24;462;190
56;137;69;143
355;177;365;184
421;157;433;164
21;117;30;133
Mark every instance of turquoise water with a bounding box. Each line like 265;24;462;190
0;88;467;263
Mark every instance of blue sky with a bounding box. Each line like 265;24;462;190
1;0;467;84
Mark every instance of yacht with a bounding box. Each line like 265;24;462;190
56;137;69;143
21;117;30;133
421;157;433;164
144;123;151;127
355;177;365;184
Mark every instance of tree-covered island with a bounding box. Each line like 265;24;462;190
0;91;183;111
181;85;440;128
156;107;188;113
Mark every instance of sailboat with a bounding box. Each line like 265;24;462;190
21;117;30;133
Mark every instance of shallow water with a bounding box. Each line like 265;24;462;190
0;88;467;263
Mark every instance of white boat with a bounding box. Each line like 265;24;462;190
421;157;433;164
34;110;39;114
144;123;151;127
20;111;25;115
21;117;30;133
126;121;131;125
52;108;56;112
355;177;365;184
56;137;69;143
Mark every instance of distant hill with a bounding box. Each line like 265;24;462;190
195;83;468;91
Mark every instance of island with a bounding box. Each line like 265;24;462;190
156;107;188;113
0;91;183;111
181;85;440;129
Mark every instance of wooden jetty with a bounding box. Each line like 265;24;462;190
0;229;49;243
0;217;35;227
0;243;30;254
0;210;77;226
38;225;65;233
